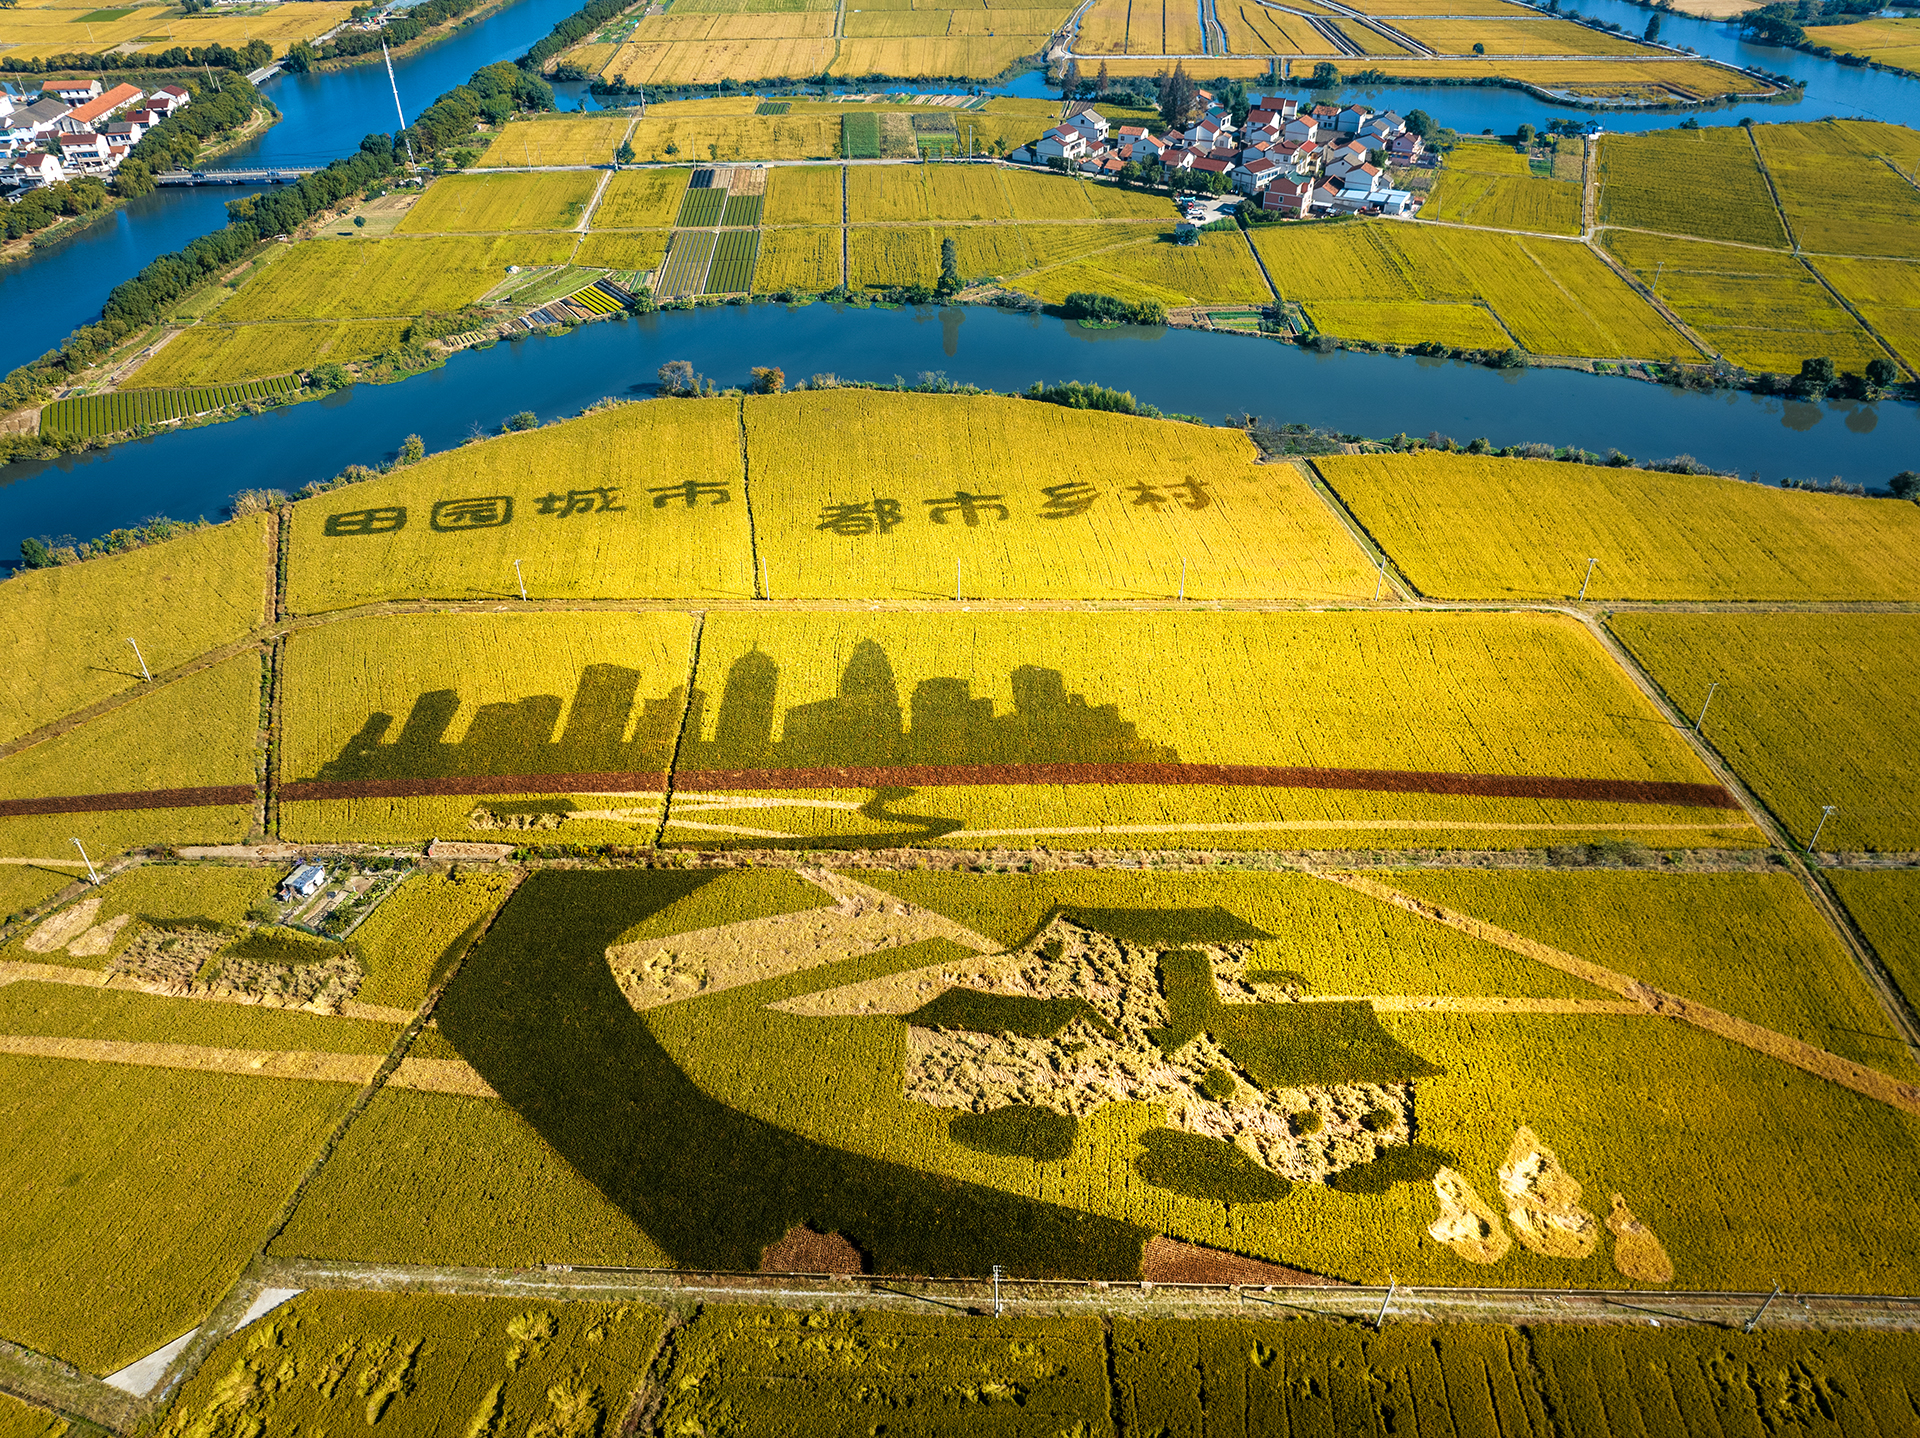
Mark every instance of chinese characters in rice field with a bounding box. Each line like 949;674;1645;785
322;478;1212;538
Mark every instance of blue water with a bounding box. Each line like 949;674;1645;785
3;303;1913;552
0;0;594;374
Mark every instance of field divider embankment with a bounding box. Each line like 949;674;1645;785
248;1256;1920;1332
1301;460;1416;600
654;612;708;848
1590;611;1920;1061
1319;868;1920;1116
1581;238;1716;360
0;959;415;1025
0;1336;140;1435
140;873;529;1417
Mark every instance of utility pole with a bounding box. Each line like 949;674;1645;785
383;41;415;168
1692;681;1717;732
1374;1279;1396;1331
1179;557;1186;601
125;637;152;681
71;838;100;885
1806;805;1836;856
514;560;527;600
992;1265;1003;1318
1578;556;1597;600
1745;1283;1782;1334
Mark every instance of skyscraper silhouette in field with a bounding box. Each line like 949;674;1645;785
310;642;1175;781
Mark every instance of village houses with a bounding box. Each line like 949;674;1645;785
3;78;187;192
1016;96;1419;222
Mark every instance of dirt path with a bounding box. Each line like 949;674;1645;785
1318;870;1920;1117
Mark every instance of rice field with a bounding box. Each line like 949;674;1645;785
1602;230;1883;374
704;228;760;293
220;236;577;320
764;164;843;225
0;1054;354;1372
0;652;260;807
1829;870;1920;1019
656;228;717;297
0;515;269;747
1814;254;1920;374
591;166;690;227
1422;139;1580;235
1395;15;1656;52
283;396;752;611
1016;231;1269;308
572;229;669;272
1752;120;1920;259
1359;56;1764;99
1254;223;1694;360
1596;126;1789;248
40;377;298;441
131;320;411;387
674;607;1742;851
1308;300;1513;348
743;390;1372;601
395;171;600;234
753;225;843;291
1804;15;1920;71
476;113;634;168
1609;613;1920;851
621;102;842;160
1318;451;1920;601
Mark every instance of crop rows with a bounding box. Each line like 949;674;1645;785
41;377;299;440
720;192;764;226
656;229;717;297
705;228;760;293
675;183;727;228
841;112;881;158
1595;128;1788;248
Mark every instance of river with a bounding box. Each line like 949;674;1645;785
2;301;1914;552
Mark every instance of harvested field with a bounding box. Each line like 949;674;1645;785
742;390;1370;600
395;171;600;233
0;514;268;746
283;396;751;610
3;863;278;969
1609;613;1920;851
670;608;1743;850
1316;451;1920;600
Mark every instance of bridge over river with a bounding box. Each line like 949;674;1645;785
154;168;318;186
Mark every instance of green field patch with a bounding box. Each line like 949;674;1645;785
720;191;764;226
675;181;727;227
704;227;759;292
40;377;298;441
841;111;881;159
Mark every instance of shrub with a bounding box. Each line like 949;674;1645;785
1289;1108;1324;1137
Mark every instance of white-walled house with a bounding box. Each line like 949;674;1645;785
1232;156;1281;193
1336;104;1372;134
6;150;65;185
1036;126;1088;163
149;85;191;115
1062;108;1109;144
1262;176;1317;216
43;78;102;105
1282;115;1318;145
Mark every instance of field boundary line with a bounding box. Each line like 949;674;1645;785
1239;223;1281;303
0;1337;136;1435
1582;235;1715;360
1299;459;1414;600
1580;132;1596;237
142;873;530;1416
1316;869;1920;1115
1796;252;1913;379
579;168;614;232
655;611;707;849
1743;122;1799;253
1594;612;1920;1061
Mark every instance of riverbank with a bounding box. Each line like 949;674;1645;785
305;0;523;75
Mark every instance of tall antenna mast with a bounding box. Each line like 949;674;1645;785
383;40;415;167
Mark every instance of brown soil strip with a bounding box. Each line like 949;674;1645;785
386;1055;498;1097
273;765;1736;809
0;785;253;818
0;1034;378;1084
1321;871;1920;1118
1141;1237;1349;1287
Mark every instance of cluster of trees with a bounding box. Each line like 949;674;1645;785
1024;379;1169;418
1740;0;1884;46
126;75;261;175
2;175;112;242
399;60;551;158
0;40;270;76
18;516;204;569
291;0;489;67
524;0;645;70
1062;292;1168;326
0;135;399;430
1791;355;1899;398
